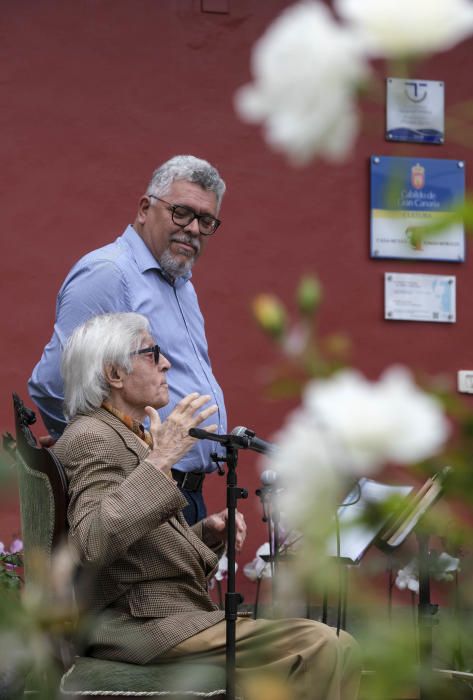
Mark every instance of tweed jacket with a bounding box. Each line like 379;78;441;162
52;408;225;663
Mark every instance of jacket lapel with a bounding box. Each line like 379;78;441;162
91;408;151;464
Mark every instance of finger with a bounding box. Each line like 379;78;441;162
206;513;226;533
192;406;218;426
174;392;201;413
236;512;246;531
187;394;213;413
236;521;247;539
217;508;228;523
236;523;247;548
192;422;218;434
144;405;162;430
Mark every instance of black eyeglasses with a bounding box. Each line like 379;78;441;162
149;195;221;236
131;344;160;364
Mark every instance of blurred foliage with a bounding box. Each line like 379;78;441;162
0;551;22;591
253;273;473;511
252;274;473;696
252;277;352;397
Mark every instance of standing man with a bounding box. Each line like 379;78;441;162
29;155;227;525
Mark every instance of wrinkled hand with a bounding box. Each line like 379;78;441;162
144;393;217;476
204;509;247;551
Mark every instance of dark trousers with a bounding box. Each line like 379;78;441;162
179;487;207;525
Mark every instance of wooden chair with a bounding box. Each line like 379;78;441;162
12;393;229;699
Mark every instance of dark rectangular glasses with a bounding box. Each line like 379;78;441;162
149;195;221;235
132;344;160;364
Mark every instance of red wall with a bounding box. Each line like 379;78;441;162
2;0;473;601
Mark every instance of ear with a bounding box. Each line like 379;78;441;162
104;363;125;389
136;195;151;225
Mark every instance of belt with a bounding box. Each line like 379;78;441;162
171;469;205;492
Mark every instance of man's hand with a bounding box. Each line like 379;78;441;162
203;509;247;551
144;393;217;476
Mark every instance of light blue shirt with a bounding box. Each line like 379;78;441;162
28;225;227;473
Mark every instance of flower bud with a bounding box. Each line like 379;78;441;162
252;294;286;339
297;276;322;315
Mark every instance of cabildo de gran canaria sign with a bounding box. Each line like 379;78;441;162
370;155;465;262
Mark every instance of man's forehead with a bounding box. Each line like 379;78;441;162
139;332;154;346
166;180;216;205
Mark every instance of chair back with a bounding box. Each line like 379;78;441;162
13;393;68;586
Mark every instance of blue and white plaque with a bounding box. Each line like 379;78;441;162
370;155;465;262
386;78;444;144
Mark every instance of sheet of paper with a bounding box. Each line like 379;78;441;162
327;478;413;563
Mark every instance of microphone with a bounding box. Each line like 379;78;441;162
230;426;275;455
261;469;278;486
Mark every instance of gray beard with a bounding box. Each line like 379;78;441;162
158;249;195;280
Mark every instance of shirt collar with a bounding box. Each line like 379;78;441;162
101;400;154;448
122;225;192;287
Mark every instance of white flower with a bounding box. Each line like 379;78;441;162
264;365;449;529
214;553;236;581
267;417;342;528
209;553;237;591
235;1;369;164
395;558;419;594
431;551;460;582
243;543;273;581
335;0;473;57
395;552;460;594
302;366;449;472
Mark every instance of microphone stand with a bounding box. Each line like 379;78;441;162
255;484;281;608
416;531;438;700
189;429;249;700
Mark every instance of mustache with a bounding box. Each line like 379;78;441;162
170;234;200;254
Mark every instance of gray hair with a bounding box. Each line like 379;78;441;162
62;312;151;420
146;155;226;212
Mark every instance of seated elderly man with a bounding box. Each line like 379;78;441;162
53;312;361;700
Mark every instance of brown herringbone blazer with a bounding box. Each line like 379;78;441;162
52;408;225;663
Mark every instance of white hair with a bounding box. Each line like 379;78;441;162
146;155;226;212
62;312;151;420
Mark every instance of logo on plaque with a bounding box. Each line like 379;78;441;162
404;81;428;103
411;163;425;190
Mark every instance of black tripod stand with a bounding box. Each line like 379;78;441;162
189;428;249;700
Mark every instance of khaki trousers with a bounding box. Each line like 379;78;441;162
161;617;361;700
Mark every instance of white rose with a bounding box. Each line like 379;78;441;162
261;365;448;533
302;366;449;471
266;417;342;526
335;0;473;57
235;1;369;164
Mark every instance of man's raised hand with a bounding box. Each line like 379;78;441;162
145;393;217;475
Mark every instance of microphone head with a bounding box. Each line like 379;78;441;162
260;469;278;486
230;425;273;454
231;425;254;438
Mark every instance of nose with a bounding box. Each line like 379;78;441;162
183;216;201;236
158;352;171;371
